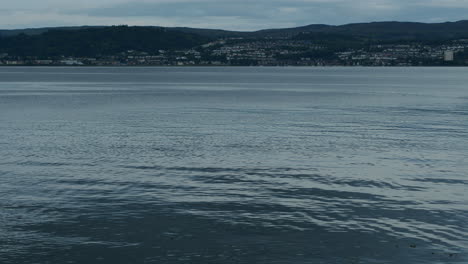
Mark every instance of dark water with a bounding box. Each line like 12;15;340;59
0;67;467;264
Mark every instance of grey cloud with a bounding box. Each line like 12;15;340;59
69;0;387;24
81;2;272;18
1;0;468;30
71;0;468;24
69;0;468;26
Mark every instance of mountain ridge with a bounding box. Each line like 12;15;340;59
1;20;468;39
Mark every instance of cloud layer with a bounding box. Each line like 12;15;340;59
1;0;468;30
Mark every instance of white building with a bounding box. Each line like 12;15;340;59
60;59;84;65
444;50;454;61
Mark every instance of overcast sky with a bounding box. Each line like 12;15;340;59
1;0;468;30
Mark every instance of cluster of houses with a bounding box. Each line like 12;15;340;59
336;43;468;66
1;39;467;66
207;40;468;66
209;40;324;65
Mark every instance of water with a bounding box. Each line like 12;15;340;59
0;67;467;264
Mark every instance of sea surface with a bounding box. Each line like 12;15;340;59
0;67;467;264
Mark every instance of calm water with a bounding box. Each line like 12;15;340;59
0;67;467;264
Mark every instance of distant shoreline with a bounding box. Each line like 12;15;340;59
2;24;468;67
1;65;467;68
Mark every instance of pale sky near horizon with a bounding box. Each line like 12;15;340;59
1;0;468;30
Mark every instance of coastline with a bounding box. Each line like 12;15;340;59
1;65;467;67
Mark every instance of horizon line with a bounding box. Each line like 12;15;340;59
1;19;467;33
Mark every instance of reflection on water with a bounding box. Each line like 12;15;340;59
0;67;467;263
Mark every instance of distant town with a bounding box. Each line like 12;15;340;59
1;23;468;66
1;38;467;67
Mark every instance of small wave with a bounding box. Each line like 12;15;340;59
409;177;468;185
122;165;298;174
16;161;72;167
